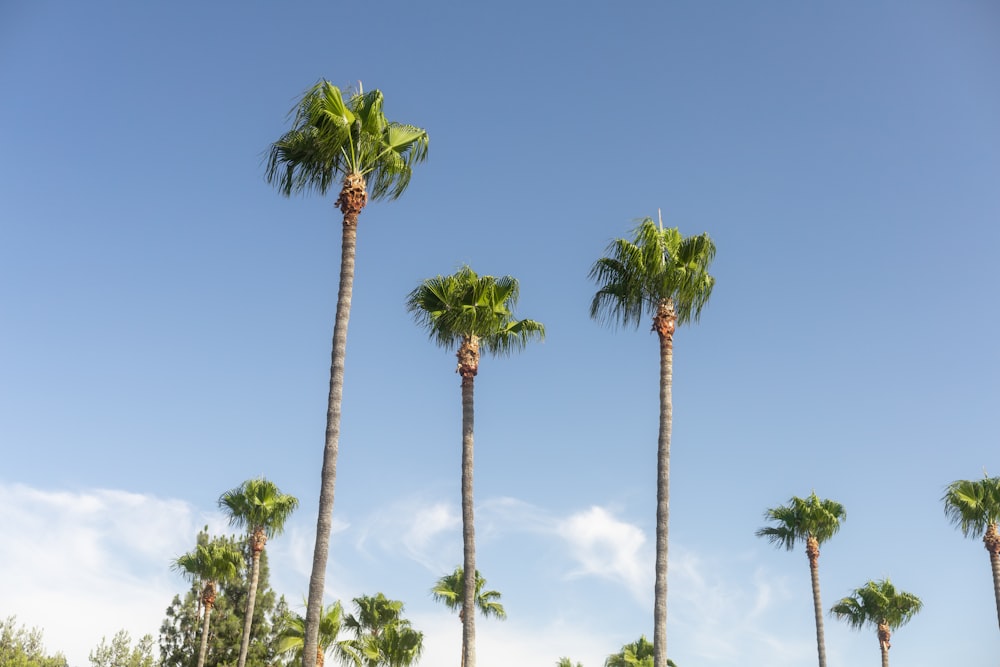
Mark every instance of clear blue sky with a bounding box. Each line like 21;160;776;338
1;1;998;665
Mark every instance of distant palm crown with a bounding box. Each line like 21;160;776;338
831;578;922;631
756;492;846;549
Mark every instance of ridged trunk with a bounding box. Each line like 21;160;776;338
303;172;366;667
458;336;479;667
877;622;891;667
806;535;828;667
196;582;217;667
238;528;267;667
652;300;676;667
985;522;1000;630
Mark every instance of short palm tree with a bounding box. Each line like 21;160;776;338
219;477;299;667
407;266;544;667
266;80;428;667
604;636;677;667
942;474;1000;629
171;542;243;667
590;215;715;667
343;594;423;667
278;601;355;667
830;579;922;667
756;493;845;667
432;567;506;666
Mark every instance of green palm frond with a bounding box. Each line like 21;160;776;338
590;218;716;330
277;601;354;663
171;542;243;586
943;475;1000;538
265;81;428;201
218;477;299;538
756;492;846;549
431;567;507;620
406;266;545;356
831;579;922;631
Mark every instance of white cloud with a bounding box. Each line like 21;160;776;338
0;483;220;667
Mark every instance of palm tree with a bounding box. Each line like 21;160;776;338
589;215;715;667
343;594;423;667
830;579;922;667
171;542;243;667
266;80;429;667
278;601;355;667
942;474;1000;629
219;477;299;667
407;266;544;667
756;492;845;667
557;659;584;667
432;567;506;666
604;636;677;667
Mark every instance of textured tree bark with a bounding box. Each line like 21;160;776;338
459;337;479;667
652;300;676;667
877;622;891;667
196;583;216;667
303;180;364;667
985;522;1000;630
806;536;828;667
238;530;266;667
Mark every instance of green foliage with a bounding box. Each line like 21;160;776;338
589;217;716;329
0;617;67;667
159;530;291;667
831;578;923;631
342;594;423;667
406;265;545;356
277;601;354;666
756;492;847;550
265;80;429;200
218;477;299;540
557;658;584;667
943;475;1000;538
88;630;155;667
431;567;506;620
603;636;677;667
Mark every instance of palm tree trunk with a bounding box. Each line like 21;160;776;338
877;623;891;667
238;537;264;667
806;536;828;667
304;176;365;667
197;585;216;667
460;368;477;667
985;523;1000;630
653;300;676;667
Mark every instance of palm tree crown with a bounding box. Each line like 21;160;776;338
406;265;545;367
943;475;1000;539
219;477;299;543
278;601;352;667
589;217;715;331
756;493;846;551
831;578;922;665
432;567;506;621
265;80;429;204
171;542;243;591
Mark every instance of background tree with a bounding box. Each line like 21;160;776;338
172;539;243;667
219;477;299;667
830;579;922;667
756;492;846;667
161;531;290;667
942;474;1000;629
590;215;715;667
342;594;423;667
432;567;506;667
278;601;355;667
408;266;544;667
0;616;68;667
603;636;676;667
88;630;154;667
557;659;584;667
266;81;428;667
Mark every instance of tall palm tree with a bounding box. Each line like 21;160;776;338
266;80;429;667
589;215;715;667
219;477;299;667
171;542;243;667
432;567;506;666
942;474;1000;629
343;594;423;667
756;493;845;667
407;266;544;667
278;601;355;667
830;579;922;667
